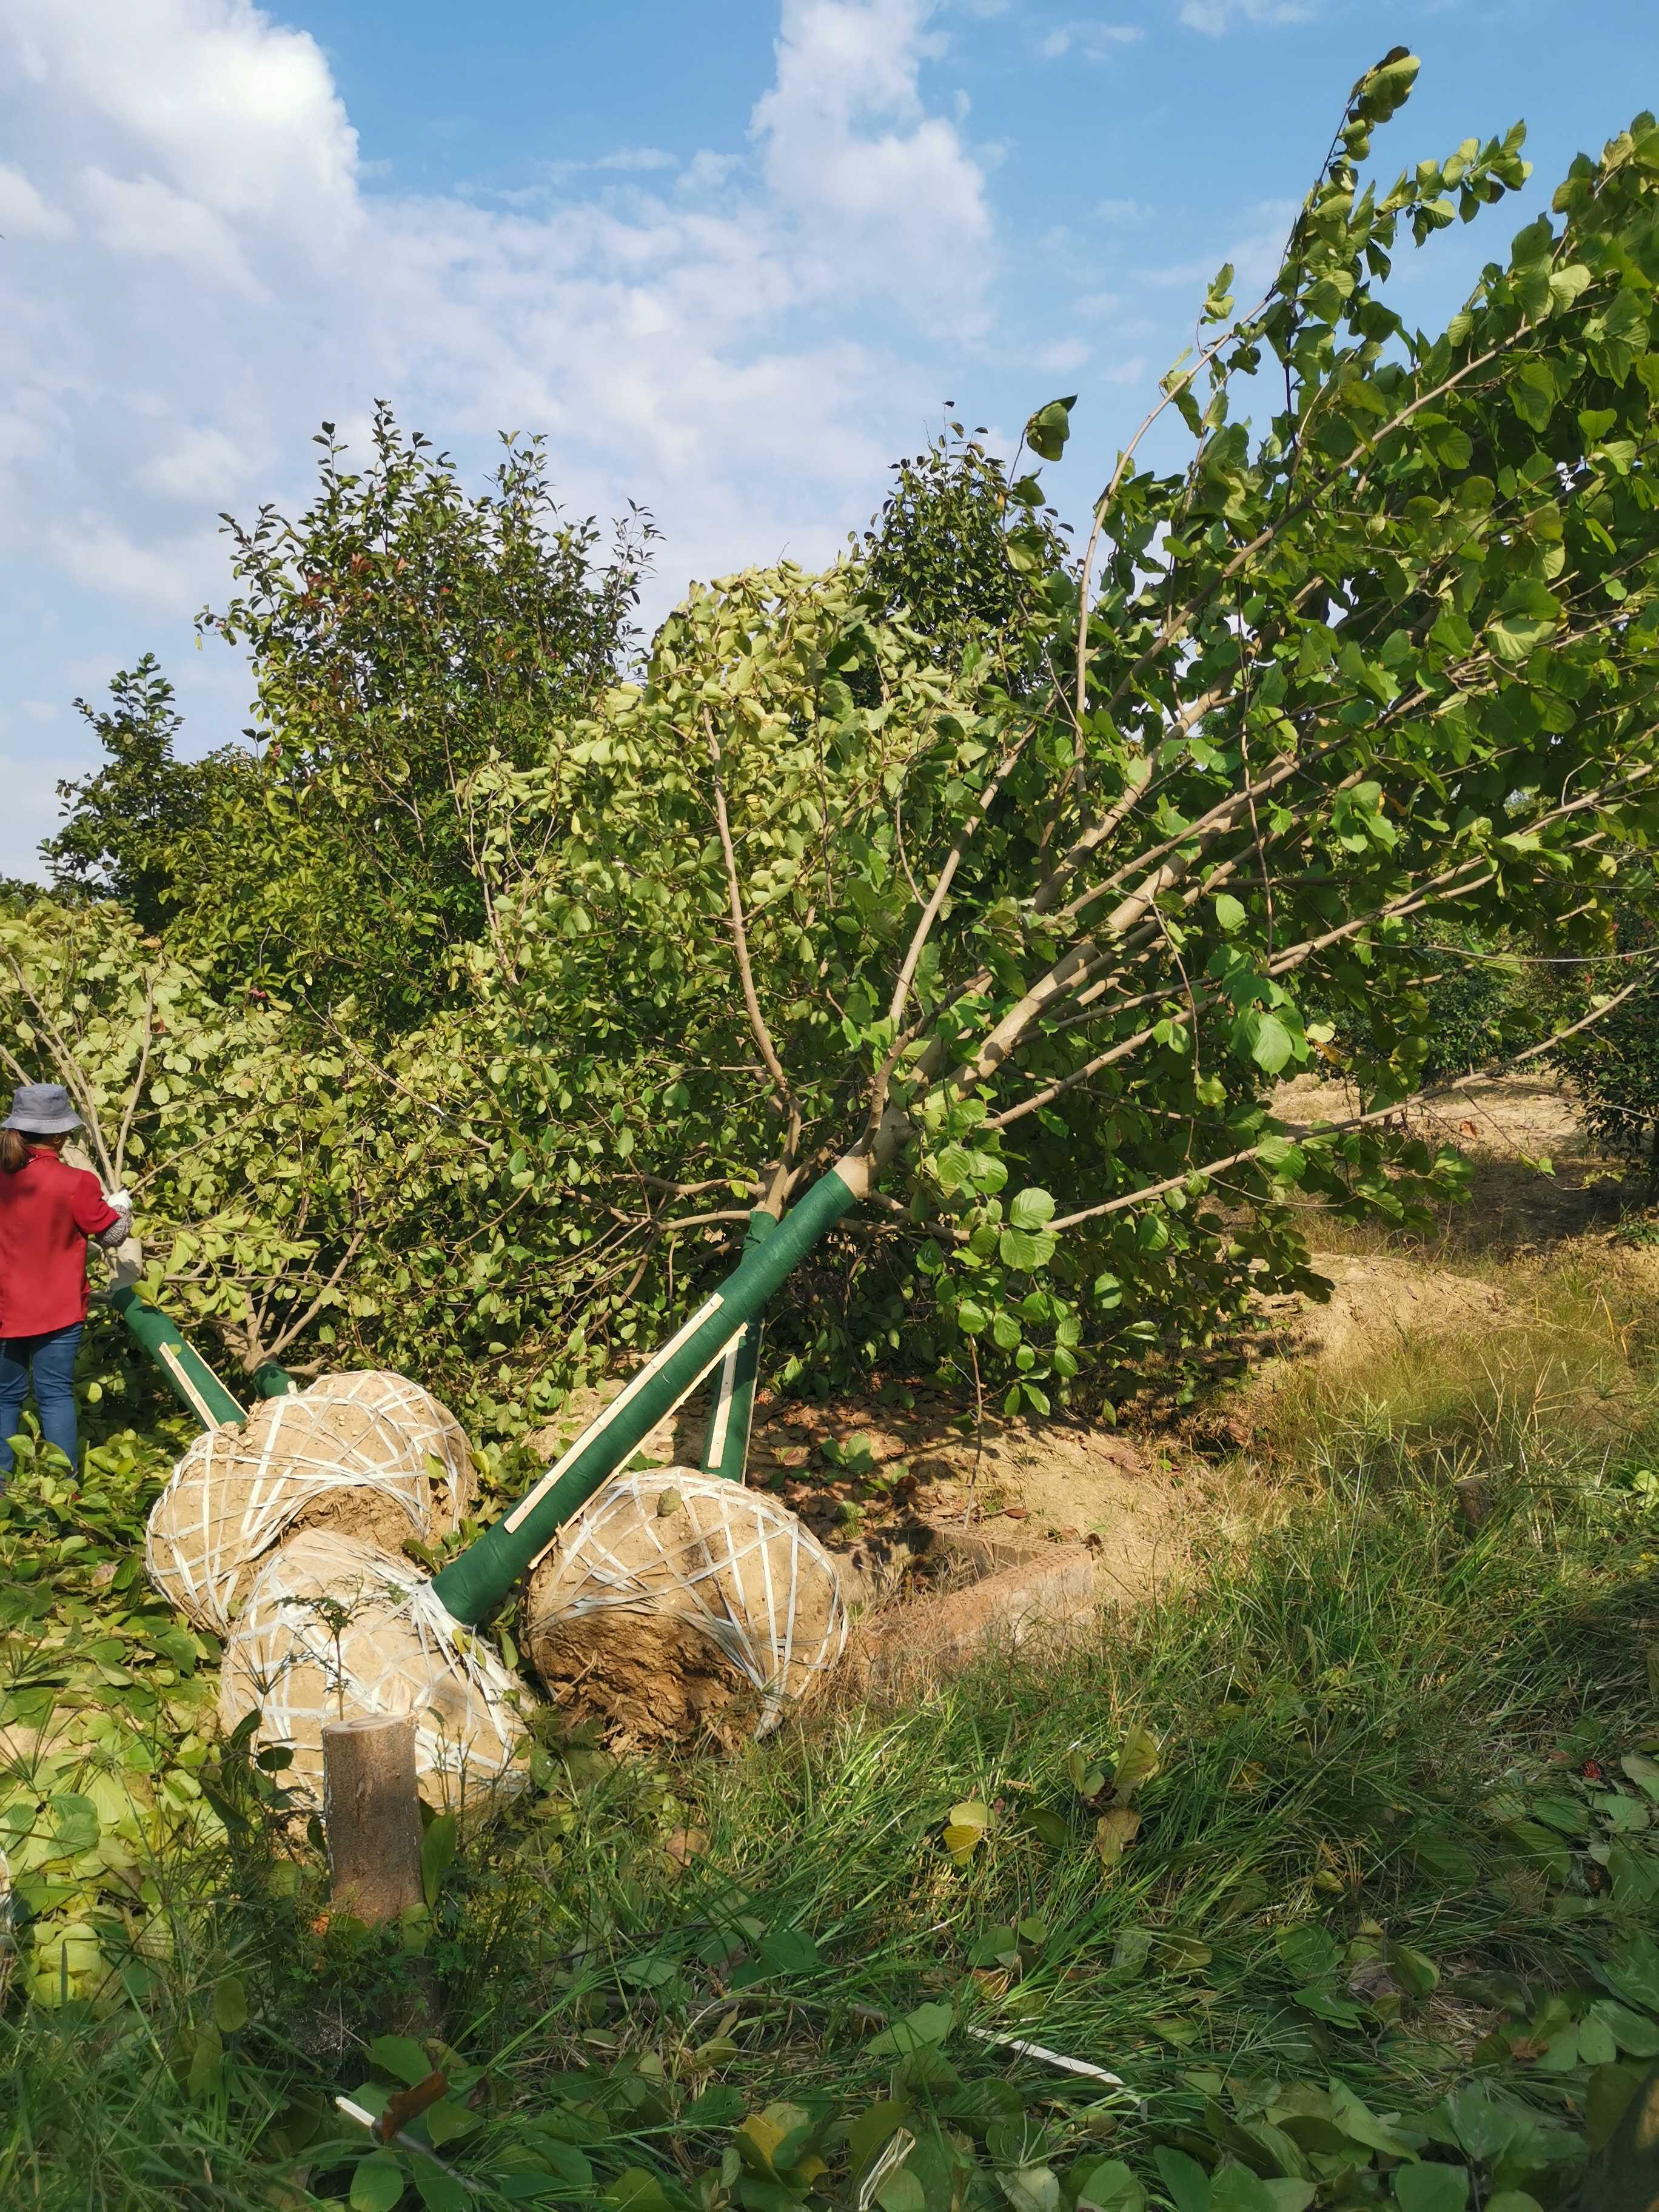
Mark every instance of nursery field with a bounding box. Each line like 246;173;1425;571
10;45;1659;2211
7;1091;1659;2208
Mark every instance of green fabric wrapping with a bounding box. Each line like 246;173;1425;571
250;1362;301;1399
431;1167;859;1626
109;1287;246;1429
700;1209;777;1483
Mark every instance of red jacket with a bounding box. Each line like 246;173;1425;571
0;1150;121;1338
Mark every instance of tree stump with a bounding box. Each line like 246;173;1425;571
321;1713;424;1923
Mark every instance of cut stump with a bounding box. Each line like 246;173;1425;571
321;1712;423;1924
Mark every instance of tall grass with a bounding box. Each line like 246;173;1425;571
5;1278;1659;2205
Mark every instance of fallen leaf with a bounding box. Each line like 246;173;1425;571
1095;1808;1141;1869
943;1800;991;1861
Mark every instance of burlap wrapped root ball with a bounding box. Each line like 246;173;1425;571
525;1469;848;1753
217;1530;529;1808
146;1380;472;1637
300;1370;477;1527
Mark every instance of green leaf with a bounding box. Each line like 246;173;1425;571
1246;1011;1297;1076
350;2152;407;2212
370;2036;434;2089
1008;1187;1056;1233
755;1925;820;1976
608;2171;672;2212
420;1811;457;1908
943;1799;991;1861
866;2002;955;2058
878;2171;927;2212
1153;2148;1210;2212
412;2164;468;2212
1024;397;1077;463
186;2022;223;2101
1392;2170;1468;2212
1275;1923;1338;1982
423;2100;479;2148
1208;2171;1275;2212
1000;2171;1060;2212
47;1794;99;1856
211;1974;249;2034
1588;1999;1659;2056
1074;2163;1144;2212
1603;1931;1659;2013
1213;894;1247;933
999;1225;1056;1272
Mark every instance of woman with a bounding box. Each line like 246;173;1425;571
0;1084;132;1483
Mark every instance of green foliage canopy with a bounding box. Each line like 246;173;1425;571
25;61;1659;1424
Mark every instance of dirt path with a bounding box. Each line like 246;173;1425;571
1275;1071;1634;1255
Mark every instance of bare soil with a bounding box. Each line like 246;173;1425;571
1276;1070;1636;1256
533;1375;1214;1622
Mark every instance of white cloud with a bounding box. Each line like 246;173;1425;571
0;0;1001;874
1178;0;1318;33
595;147;677;173
42;518;221;612
78;167;266;295
752;0;994;332
21;700;58;722
1142;199;1298;297
136;425;263;503
1096;197;1153;224
677;150;746;195
1034;337;1091;372
1041;21;1145;60
0;163;73;239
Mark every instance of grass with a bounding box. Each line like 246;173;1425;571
6;1276;1659;2206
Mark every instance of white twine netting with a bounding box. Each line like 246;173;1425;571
217;1530;529;1809
146;1381;470;1636
300;1370;477;1522
525;1468;848;1738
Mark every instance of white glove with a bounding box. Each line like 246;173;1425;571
96;1189;134;1250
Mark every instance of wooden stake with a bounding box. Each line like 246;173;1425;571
321;1714;423;1924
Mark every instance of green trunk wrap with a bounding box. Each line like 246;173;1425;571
431;1167;859;1625
700;1208;777;1483
109;1287;247;1429
251;1362;301;1399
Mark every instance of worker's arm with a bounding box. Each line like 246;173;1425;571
93;1188;135;1250
67;1170;130;1247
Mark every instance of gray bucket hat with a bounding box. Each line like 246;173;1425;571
2;1083;82;1136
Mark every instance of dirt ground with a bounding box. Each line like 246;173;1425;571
529;1384;1207;1618
526;1075;1646;1619
1275;1070;1634;1255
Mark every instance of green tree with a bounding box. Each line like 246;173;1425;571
21;60;1659;1429
42;657;228;928
178;406;655;1028
858;417;1070;680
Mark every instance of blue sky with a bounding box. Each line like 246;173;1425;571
2;0;1656;879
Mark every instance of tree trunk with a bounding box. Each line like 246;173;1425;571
321;1714;424;1924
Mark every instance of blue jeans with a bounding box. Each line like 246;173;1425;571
0;1322;84;1480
